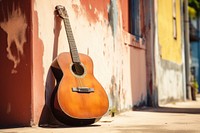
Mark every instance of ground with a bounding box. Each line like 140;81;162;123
0;95;200;133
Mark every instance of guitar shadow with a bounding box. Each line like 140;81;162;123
39;10;64;127
40;124;101;128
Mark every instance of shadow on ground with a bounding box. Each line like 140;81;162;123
133;106;200;114
39;123;101;128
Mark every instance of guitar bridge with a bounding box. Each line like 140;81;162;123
72;87;94;93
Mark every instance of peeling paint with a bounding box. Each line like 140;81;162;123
89;4;92;10
109;75;119;110
0;5;27;73
0;1;32;127
79;0;110;23
108;0;118;37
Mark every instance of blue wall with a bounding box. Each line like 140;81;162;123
191;19;200;93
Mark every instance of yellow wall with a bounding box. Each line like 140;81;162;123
157;0;182;64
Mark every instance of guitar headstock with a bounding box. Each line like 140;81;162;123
55;5;68;19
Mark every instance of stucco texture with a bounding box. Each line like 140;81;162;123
157;0;182;64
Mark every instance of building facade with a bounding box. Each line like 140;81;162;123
0;0;186;127
154;0;186;104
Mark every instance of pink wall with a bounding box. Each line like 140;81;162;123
130;47;147;105
31;7;45;125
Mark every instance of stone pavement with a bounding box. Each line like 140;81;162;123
0;95;200;133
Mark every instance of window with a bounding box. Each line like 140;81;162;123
129;0;144;40
121;0;151;47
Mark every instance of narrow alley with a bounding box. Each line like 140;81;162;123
1;0;200;132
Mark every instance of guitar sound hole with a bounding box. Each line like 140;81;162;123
71;63;85;76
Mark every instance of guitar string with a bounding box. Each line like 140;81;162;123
77;77;83;88
64;17;85;89
75;66;84;88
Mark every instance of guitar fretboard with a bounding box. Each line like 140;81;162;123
63;17;80;63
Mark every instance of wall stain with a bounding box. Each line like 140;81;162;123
0;0;32;127
0;4;27;73
108;0;118;38
109;73;126;111
78;0;110;23
110;75;119;110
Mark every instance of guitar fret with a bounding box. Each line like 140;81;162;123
71;49;78;52
66;30;72;33
72;53;79;57
71;49;77;51
63;13;80;63
68;39;75;42
73;57;79;59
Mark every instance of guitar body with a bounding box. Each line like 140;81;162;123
51;52;109;126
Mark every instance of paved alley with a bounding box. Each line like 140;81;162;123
0;95;200;133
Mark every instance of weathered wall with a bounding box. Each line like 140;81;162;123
33;0;148;122
0;0;32;127
0;0;149;126
33;0;133;124
155;0;185;104
120;0;149;106
158;0;182;64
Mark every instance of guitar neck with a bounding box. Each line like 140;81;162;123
63;18;80;63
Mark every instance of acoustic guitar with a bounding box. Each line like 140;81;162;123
50;5;109;126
